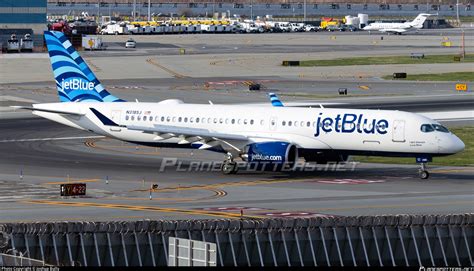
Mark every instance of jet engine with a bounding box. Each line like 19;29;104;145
242;141;298;169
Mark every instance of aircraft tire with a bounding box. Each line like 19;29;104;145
420;170;429;179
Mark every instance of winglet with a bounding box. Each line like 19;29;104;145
268;93;284;107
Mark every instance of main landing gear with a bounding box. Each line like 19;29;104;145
222;153;238;175
419;163;430;180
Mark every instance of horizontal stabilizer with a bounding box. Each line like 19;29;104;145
11;106;84;116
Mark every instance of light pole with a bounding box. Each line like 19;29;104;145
147;0;151;21
250;0;253;20
133;0;136;21
304;0;307;22
456;0;460;23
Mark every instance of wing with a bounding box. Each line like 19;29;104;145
379;28;407;34
89;107;287;151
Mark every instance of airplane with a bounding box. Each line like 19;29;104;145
14;31;465;179
362;13;433;34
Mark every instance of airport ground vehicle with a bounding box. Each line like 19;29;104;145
125;38;136;48
326;24;344;31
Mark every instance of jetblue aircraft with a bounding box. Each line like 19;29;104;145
363;13;432;34
15;31;464;179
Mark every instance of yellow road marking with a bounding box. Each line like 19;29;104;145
145;178;306;193
42;179;99;185
23;200;264;220
359;85;371;90
146;58;189;79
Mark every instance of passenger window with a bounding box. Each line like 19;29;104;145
307;121;310;127
161;116;165;122
150;117;153;122
172;117;176;122
225;119;229;124
196;118;200;123
155;116;159;121
184;117;188;123
178;117;182;122
421;124;434;132
288;121;292;126
282;121;286;126
250;119;254;125
219;118;223;124
190;117;194;123
243;119;247;125
260;120;265;125
125;115;129;120
295;121;298;127
131;116;135;121
208;117;212;123
137;115;141;121
231;119;235;124
144;116;147;121
238;119;242;124
166;116;170;122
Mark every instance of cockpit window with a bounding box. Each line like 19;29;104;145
420;124;434;132
432;124;450;133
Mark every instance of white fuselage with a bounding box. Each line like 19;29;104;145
32;101;465;157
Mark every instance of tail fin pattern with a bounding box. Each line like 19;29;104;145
268;93;284;107
44;31;124;102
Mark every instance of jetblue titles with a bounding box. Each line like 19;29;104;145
314;113;389;137
61;78;94;91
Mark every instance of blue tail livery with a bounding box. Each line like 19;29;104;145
44;31;124;103
268;93;284;107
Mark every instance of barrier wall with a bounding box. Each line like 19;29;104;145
0;214;472;266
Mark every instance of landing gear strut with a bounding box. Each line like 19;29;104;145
222;153;238;175
419;163;430;179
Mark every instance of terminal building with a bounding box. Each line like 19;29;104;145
46;0;471;17
0;0;47;51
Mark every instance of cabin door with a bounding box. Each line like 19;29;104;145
392;120;405;142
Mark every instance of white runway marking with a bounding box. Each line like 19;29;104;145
0;136;105;143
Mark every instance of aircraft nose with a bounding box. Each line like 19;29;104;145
453;136;465;153
446;135;465;154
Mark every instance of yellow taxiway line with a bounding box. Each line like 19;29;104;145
23;200;264;220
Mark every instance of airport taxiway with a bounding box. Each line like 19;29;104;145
0;30;472;222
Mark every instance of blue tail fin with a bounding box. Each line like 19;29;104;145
268;93;284;107
44;31;124;102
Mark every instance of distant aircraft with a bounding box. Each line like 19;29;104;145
363;13;433;34
14;31;465;179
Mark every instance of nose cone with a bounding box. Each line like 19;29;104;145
445;135;465;154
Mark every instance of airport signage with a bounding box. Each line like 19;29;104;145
456;83;467;92
60;183;87;197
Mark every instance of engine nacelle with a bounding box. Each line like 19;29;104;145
242;141;298;170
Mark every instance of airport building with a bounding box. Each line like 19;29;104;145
0;0;47;50
46;0;472;17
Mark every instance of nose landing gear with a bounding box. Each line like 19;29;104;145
419;163;430;179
